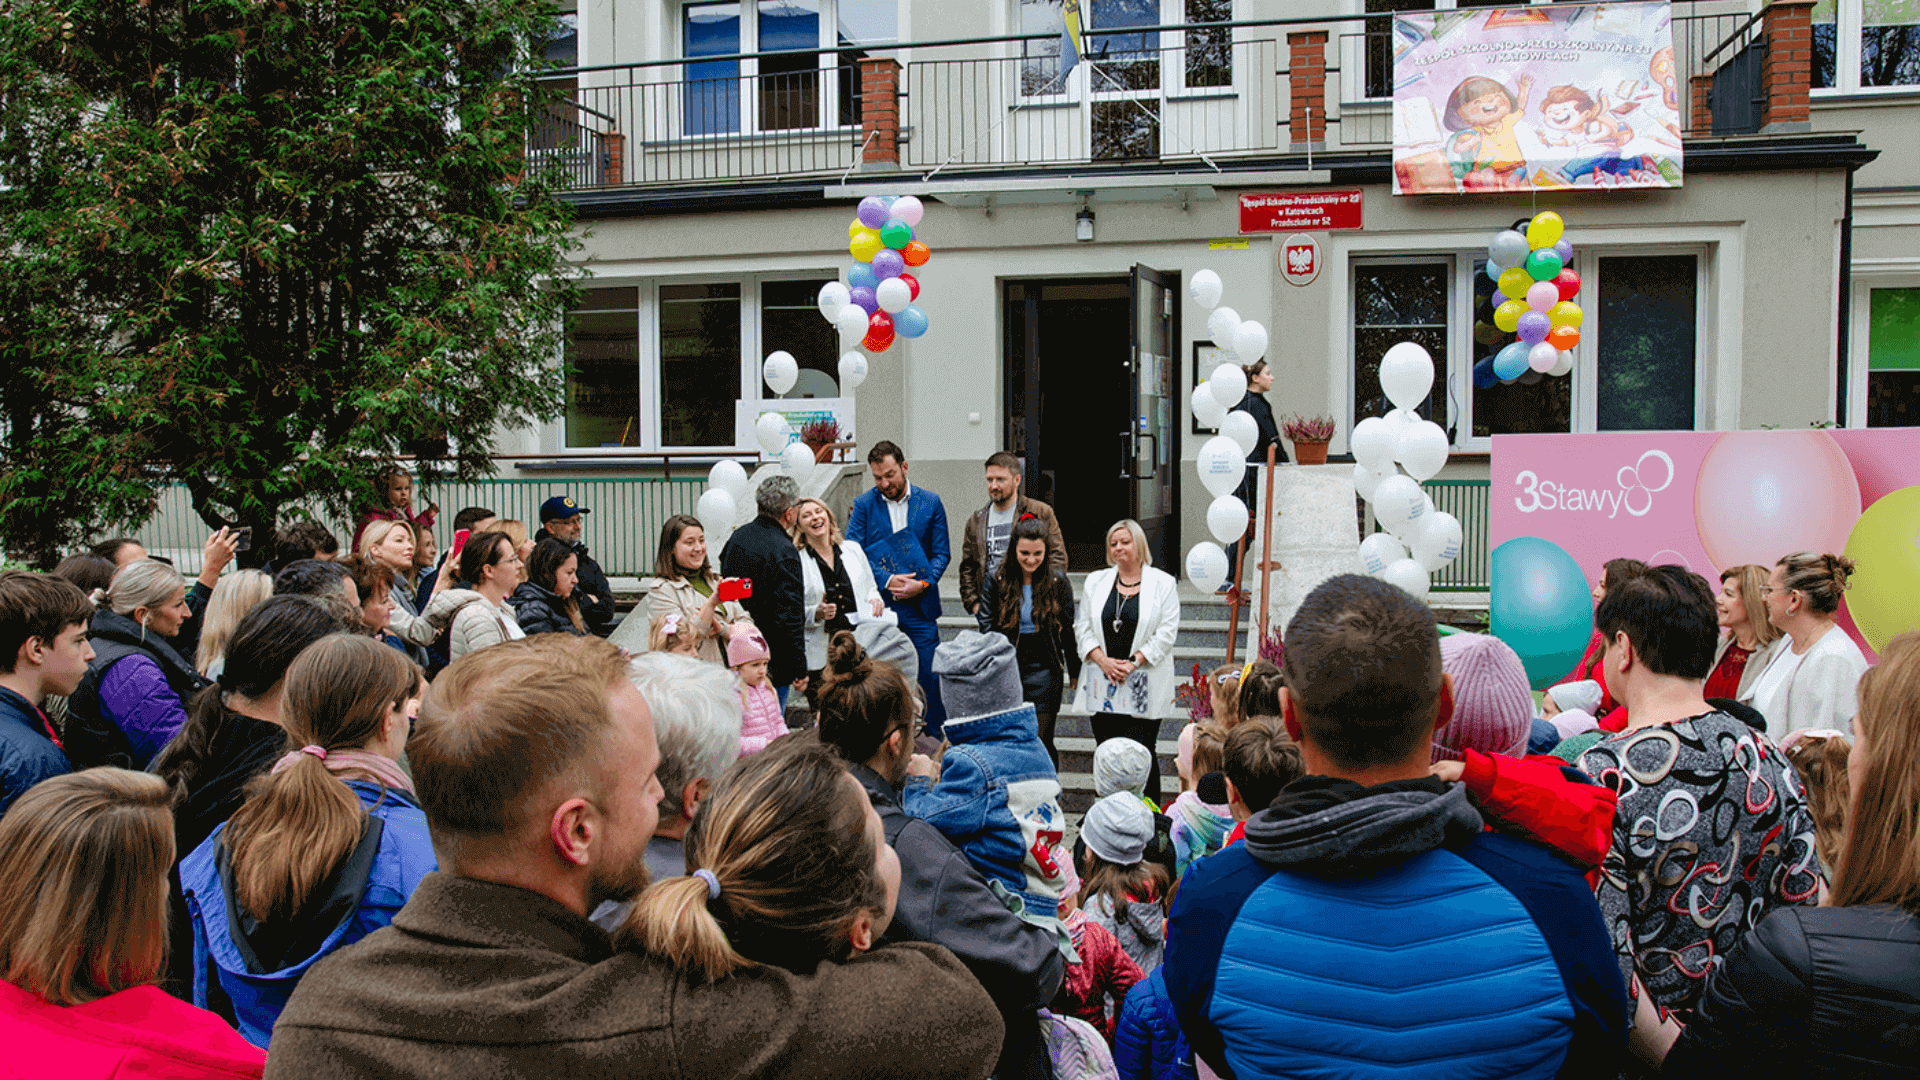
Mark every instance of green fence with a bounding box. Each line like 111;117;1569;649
1368;479;1491;593
133;477;709;577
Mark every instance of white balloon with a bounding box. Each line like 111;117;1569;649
763;350;798;395
1208;363;1247;408
1207;494;1250;545
1352;463;1384;502
1232;321;1269;363
1358;532;1407;576
1412;511;1462;572
707;459;750;506
1196;436;1245;498
1383;407;1416;431
1528;341;1559;373
817;281;850;322
1185;541;1231;594
1549;349;1574;377
836;304;870;347
1371;473;1426;534
1221;410;1258;457
780;441;815;485
1206;306;1241;345
1190;383;1228;428
696;487;738;536
754;412;793;456
875;277;912;314
888;194;924;226
1350;417;1396;474
838;351;868;391
1381;558;1431;602
1395;420;1450;481
1190;269;1223;309
1379;341;1435;411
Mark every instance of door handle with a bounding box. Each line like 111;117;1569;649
1118;429;1134;480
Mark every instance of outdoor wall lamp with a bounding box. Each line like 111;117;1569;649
1075;207;1095;242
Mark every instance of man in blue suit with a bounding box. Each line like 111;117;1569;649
846;440;951;734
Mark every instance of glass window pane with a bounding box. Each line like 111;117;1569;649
1184;0;1231;89
1868;287;1920;427
1596;255;1696;431
1089;0;1160;92
759;0;821;131
661;283;742;447
1353;263;1449;432
1021;0;1067;96
1813;0;1838;89
1862;0;1920;87
837;0;894;45
1093;98;1160;159
565;299;640;449
1469;259;1570;437
1364;0;1433;100
762;279;841;398
545;12;579;65
684;2;742;136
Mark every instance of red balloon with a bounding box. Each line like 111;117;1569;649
863;310;895;351
899;272;920;301
1553;268;1581;302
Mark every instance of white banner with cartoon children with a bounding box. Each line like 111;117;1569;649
1391;2;1683;194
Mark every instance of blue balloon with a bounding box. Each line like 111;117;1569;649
1492;341;1530;381
848;262;878;290
1490;536;1595;689
1485;260;1504;283
1473;357;1499;389
894;305;929;338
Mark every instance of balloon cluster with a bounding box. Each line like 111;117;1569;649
694;416;820;551
1350;342;1462;603
1181;268;1270;594
816;195;930;357
1478;211;1582;386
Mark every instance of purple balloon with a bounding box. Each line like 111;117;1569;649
1516;311;1552;345
871;248;905;280
1553;239;1573;264
857;196;890;229
849;286;878;314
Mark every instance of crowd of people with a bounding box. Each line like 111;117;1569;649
0;418;1915;1078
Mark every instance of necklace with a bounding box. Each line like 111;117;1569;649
1109;587;1134;635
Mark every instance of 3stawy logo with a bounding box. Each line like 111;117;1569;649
1513;449;1674;518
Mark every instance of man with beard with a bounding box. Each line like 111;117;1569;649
846;440;952;733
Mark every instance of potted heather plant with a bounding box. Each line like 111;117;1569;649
1282;414;1335;466
799;417;850;463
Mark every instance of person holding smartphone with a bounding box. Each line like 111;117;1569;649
645;514;754;666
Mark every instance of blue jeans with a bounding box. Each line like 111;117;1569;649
897;611;947;737
776;685;790;710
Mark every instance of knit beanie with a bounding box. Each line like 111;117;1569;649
1081;791;1154;866
726;626;770;667
1055;844;1081;902
1093;738;1153;799
1547;679;1603;716
933;630;1024;721
1433;632;1532;762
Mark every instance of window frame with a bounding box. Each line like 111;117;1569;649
1817;0;1920;97
1846;259;1920;426
674;0;899;139
1348;252;1459;437
1015;0;1242;109
1345;0;1565;105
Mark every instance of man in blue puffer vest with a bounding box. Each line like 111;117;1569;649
1164;575;1627;1080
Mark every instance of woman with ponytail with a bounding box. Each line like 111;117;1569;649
179;634;435;1047
64;559;211;770
1749;551;1871;739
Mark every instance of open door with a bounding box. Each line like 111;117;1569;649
1127;265;1180;570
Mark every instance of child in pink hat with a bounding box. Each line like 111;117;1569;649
728;627;786;755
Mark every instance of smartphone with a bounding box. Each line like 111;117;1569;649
232;526;252;552
717;578;753;602
450;528;471;558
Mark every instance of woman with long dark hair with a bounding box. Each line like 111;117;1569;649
510;538;587;636
644;514;751;664
978;517;1078;766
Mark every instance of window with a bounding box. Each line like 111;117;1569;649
1470;259;1569;437
679;0;896;136
562;276;842;451
1360;0;1551;99
1352;261;1451;432
1594;254;1697;431
1866;287;1920;426
1814;0;1920;92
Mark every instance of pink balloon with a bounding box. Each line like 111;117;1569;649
1693;431;1861;571
1525;280;1559;313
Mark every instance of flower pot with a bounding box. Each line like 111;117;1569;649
1293;440;1329;466
806;441;833;463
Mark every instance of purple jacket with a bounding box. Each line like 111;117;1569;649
100;655;192;763
65;608;208;770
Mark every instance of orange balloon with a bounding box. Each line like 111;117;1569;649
901;241;930;267
1546;325;1580;351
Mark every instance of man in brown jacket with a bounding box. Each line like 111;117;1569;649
264;635;1002;1080
960;452;1067;617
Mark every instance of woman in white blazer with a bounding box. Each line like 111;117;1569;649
792;498;889;679
1074;518;1182;805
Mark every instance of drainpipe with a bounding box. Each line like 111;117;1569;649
1837;164;1854;426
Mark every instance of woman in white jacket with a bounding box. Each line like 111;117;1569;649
792;498;887;682
412;530;526;661
1074;519;1181;806
1750;551;1870;740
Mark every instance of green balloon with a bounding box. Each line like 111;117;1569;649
880;220;913;250
1525;249;1564;282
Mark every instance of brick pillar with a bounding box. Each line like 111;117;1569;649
1288;31;1328;150
859;57;902;168
602;131;625;186
1761;0;1815;132
1689;74;1713;135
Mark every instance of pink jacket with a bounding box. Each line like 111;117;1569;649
0;980;265;1079
738;679;786;756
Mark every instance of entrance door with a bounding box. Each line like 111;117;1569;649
1128;265;1180;569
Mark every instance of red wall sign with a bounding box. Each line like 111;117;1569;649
1239;190;1364;233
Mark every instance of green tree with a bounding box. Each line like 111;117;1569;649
0;0;582;566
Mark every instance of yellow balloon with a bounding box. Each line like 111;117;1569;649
1844;486;1920;652
1498;267;1533;301
849;230;884;262
1494;300;1526;333
847;218;867;239
1526;211;1565;249
1549;301;1583;328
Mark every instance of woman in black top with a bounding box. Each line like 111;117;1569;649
1228;360;1283;587
978;518;1079;766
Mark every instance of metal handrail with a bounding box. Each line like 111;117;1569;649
1700;6;1770;66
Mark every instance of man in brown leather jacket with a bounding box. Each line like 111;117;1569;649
960;452;1066;617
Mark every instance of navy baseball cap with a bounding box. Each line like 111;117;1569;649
539;495;591;522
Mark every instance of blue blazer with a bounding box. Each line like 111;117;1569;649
846;484;949;621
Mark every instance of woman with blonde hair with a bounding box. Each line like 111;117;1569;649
356;519;449;666
180;633;435;1047
1749;551;1870;739
194;568;273;679
1074;519;1182;806
792;497;885;684
644;514;752;664
494;519;533;582
1663;630;1920;1074
1704;564;1787;703
0;769;265;1077
65;560;211;770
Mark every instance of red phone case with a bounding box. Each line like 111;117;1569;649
718;578;752;602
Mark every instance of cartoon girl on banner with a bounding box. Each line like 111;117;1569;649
1443;74;1534;190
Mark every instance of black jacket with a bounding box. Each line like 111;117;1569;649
1236;391;1286;465
852;762;1062;1080
64;608;210;771
977;570;1082;683
534;527;616;636
0;686;69;817
508;582;586;637
720;515;807;685
1665;903;1920;1078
